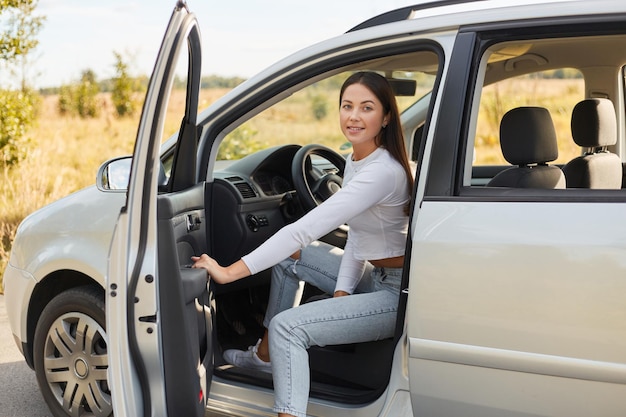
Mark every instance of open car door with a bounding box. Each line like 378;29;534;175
106;2;211;416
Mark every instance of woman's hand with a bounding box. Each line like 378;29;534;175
191;254;228;284
191;254;251;284
191;254;219;278
333;290;350;298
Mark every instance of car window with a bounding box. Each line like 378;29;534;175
461;33;626;191
473;69;584;166
218;70;437;161
163;52;190;143
160;49;231;182
156;50;190;183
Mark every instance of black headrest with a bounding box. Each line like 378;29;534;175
571;98;617;148
499;107;558;166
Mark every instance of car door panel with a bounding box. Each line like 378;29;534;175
407;200;626;416
106;4;208;416
157;183;211;417
157;183;207;265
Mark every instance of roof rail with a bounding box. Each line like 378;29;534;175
347;0;488;32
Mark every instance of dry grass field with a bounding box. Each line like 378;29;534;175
0;78;584;290
0;88;229;290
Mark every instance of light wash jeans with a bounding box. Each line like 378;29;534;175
265;241;402;417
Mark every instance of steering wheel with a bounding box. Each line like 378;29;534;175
291;144;346;212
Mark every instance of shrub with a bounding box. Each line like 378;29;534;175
217;126;263;160
57;84;73;114
0;88;39;165
57;69;100;118
111;51;138;117
311;93;328;121
76;70;99;118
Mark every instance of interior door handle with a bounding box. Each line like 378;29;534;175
186;213;201;232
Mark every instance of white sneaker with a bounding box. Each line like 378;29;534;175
223;339;272;373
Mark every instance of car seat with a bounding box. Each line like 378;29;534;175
487;106;566;189
562;98;622;189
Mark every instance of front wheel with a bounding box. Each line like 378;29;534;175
33;286;112;417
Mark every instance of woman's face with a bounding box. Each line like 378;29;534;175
339;83;388;150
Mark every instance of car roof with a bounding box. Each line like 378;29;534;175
350;0;625;32
348;0;486;31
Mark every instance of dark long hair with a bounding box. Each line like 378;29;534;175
339;71;414;204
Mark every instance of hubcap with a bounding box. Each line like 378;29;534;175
44;312;112;417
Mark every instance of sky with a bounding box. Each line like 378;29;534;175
19;0;420;89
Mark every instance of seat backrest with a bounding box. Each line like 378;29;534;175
487;106;566;189
562;98;622;189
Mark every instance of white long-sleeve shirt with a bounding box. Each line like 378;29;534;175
242;147;409;294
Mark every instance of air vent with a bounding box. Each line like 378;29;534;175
225;176;244;182
235;182;257;199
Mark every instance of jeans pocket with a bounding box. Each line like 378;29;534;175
374;267;402;293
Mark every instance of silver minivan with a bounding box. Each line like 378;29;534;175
5;1;626;416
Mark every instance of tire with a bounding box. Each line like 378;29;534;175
33;286;112;417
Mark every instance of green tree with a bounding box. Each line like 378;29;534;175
0;0;44;64
0;88;38;164
56;69;104;118
75;69;100;118
57;84;73;115
217;126;264;160
0;0;44;166
311;93;328;121
111;51;137;117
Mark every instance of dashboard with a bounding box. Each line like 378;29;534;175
208;144;344;272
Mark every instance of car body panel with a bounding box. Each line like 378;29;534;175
3;263;35;356
8;186;123;278
409;201;626;359
407;201;626;416
4;185;124;355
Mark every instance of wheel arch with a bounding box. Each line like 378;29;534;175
24;271;104;368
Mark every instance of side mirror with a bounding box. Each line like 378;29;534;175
97;156;132;191
97;156;169;191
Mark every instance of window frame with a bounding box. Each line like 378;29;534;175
424;17;626;203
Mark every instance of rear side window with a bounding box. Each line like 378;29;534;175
459;33;626;193
473;69;584;166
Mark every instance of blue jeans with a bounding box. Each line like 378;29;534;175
265;241;402;417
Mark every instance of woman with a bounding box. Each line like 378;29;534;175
193;71;413;417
